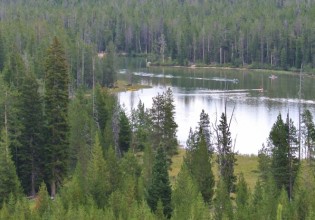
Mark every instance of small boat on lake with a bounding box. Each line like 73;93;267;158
269;75;278;79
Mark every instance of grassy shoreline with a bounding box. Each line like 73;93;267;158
149;63;314;77
110;80;151;93
170;148;259;190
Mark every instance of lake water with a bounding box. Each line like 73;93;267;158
117;59;315;154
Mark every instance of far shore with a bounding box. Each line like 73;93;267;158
148;63;315;77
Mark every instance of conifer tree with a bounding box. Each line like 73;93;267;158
214;179;233;220
150;88;178;159
87;134;110;208
0;129;22;205
216;112;237;193
44;37;70;197
118;109;132;154
269;113;299;199
172;164;199;219
235;173;250;220
16;72;44;196
147;147;172;218
2;49;26;88
301;109;315;163
185;134;214;204
0;30;5;72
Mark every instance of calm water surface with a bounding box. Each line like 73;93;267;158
117;59;315;154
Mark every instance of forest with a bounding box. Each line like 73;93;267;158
1;0;315;219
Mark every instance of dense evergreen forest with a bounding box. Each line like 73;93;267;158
1;0;315;219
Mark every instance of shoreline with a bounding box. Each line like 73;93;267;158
149;63;314;77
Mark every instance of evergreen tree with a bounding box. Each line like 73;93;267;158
269;113;299;199
185;134;215;204
101;41;116;87
214;179;233;220
2;48;26;89
0;30;5;72
16;72;44;196
147;147;172;218
162;88;178;157
301;109;315;163
0;129;22;205
150;88;178;159
131;100;151;151
34;182;51;217
216;112;237;193
118;109;132;154
87;134;110;208
172;164;199;219
235;173;250;220
198;109;213;153
44;37;70;197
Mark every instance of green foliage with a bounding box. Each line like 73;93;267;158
235;173;250;219
68;88;94;172
172;164;204;220
147;147;172;218
131;100;151;151
185;133;215;204
118;109;132;154
0;30;5;72
216;112;237;193
87;134;110;208
268;113;299;199
150;88;178;159
0;129;22;206
2;49;26;88
44;36;70;197
16;72;44;196
34;182;51;217
302;109;315;164
214;179;233;220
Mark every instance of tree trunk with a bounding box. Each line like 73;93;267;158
51;179;56;198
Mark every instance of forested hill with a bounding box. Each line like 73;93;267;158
1;0;315;79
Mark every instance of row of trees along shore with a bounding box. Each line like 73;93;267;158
1;36;315;219
1;0;315;92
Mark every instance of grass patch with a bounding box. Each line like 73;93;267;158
169;148;259;190
110;80;151;93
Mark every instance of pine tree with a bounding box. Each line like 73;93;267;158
34;182;51;217
0;129;22;205
16;72;44;196
147;147;172;218
214;179;233;220
301;109;315;163
118;109;132;154
2;49;26;89
162;88;178;157
185;134;215;204
235;173;250;220
44;37;70;197
87;134;110;208
172;164;199;219
0;30;5;72
216;112;237;193
269;113;299;199
198;109;213;153
150;88;178;159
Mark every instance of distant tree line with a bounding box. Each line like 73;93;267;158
0;0;315;92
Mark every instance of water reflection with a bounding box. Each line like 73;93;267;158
117;59;315;154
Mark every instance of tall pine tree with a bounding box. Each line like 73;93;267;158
44;37;69;197
147;147;172;218
0;129;21;205
16;72;44;196
216;112;237;193
269;113;299;199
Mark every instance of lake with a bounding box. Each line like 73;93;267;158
117;59;315;155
